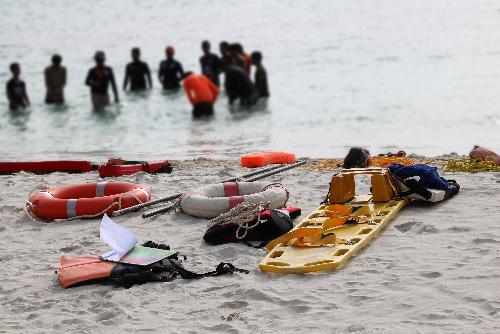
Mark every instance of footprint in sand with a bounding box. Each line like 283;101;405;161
472;238;500;245
217;168;236;177
288;305;310;313
415;223;438;234
394;221;422;233
59;245;78;252
96;311;116;322
420;271;442;278
219;300;249;309
346;324;366;333
448;226;471;233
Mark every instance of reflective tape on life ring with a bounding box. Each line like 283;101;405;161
223;182;240;196
66;199;78;218
229;196;244;208
134;188;150;198
180;181;288;218
96;182;107;197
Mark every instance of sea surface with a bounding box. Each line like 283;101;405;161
1;0;500;160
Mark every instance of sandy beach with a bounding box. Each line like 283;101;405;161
0;158;498;333
2;0;500;332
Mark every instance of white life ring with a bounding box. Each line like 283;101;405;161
179;181;289;218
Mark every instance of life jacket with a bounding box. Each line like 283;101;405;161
343;148;370;169
57;241;248;289
204;207;301;246
183;74;219;105
98;159;172;177
388;163;460;202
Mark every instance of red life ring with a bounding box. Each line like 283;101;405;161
27;181;150;220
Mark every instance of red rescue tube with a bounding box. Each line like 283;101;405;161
241;152;296;168
98;160;173;177
0;161;94;174
27;181;150;220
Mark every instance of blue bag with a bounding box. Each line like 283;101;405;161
388;164;452;190
389;163;460;202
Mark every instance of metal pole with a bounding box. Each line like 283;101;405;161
113;193;183;216
244;160;307;182
142;202;176;219
141;160;307;219
113;163;289;216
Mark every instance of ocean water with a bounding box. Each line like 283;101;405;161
1;0;499;160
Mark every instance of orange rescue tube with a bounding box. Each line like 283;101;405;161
241;152;296;168
27;181;150;220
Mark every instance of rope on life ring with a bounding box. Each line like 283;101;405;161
208;201;271;240
262;183;289;206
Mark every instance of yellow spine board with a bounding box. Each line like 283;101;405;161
259;199;406;274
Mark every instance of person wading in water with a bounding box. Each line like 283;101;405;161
158;46;184;90
85;51;119;110
123;47;152;92
6;63;30;110
44;54;66;104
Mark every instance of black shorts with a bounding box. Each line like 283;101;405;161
192;102;214;117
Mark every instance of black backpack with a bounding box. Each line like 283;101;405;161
204;208;301;246
343;147;370;169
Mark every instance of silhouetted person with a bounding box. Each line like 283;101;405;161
228;43;246;70
44;54;66;104
6;63;30;110
219;41;232;64
85;51;119;110
200;41;220;86
220;61;258;106
251;51;269;98
183;72;220;117
159;46;184;89
123;47;152;91
234;43;251;75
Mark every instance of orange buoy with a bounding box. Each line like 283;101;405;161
183;73;219;105
241;152;296;168
27;181;150;220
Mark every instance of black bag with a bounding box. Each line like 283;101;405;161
204;208;301;246
343;147;370;169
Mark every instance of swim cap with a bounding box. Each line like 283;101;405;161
166;46;175;55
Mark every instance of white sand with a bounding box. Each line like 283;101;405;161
0;159;499;333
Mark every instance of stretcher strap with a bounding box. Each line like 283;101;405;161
265;226;343;250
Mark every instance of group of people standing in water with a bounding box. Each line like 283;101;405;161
5;40;269;117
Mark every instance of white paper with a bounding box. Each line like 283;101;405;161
99;213;138;261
